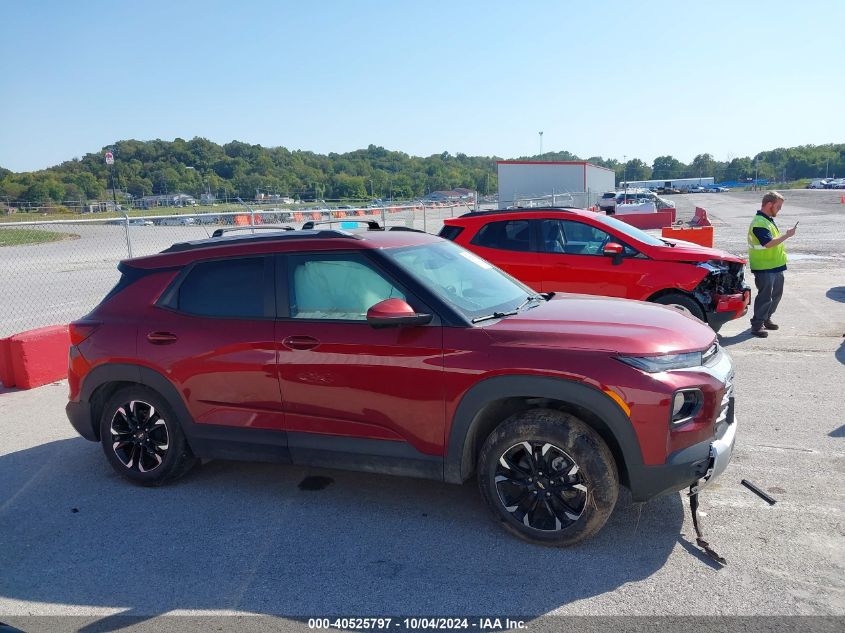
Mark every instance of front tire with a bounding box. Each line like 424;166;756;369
652;293;706;321
99;386;197;486
477;409;619;546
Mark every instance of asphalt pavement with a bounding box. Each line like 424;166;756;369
0;191;843;630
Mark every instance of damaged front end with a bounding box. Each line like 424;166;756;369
692;260;751;330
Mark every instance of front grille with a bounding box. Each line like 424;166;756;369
715;373;735;436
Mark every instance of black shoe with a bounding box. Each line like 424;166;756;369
751;326;769;338
764;320;779;330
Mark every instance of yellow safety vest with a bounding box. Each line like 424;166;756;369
747;214;787;271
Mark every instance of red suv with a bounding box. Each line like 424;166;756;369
440;208;750;331
66;226;737;546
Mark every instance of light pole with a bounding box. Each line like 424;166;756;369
538;131;543;156
623;155;627;198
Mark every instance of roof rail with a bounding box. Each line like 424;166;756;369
387;226;425;233
211;225;294;238
159;229;361;254
301;219;383;231
458;207;578;218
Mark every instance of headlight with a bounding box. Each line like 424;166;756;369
617;351;703;372
698;260;729;273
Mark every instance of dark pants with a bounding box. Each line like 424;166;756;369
751;271;785;328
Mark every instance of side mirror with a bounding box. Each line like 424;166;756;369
366;298;433;328
602;242;625;265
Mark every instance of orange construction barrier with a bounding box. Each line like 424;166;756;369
310;211;321;220
294;212;304;222
337;210;347;218
661;225;714;247
234;214;249;225
356;210;365;216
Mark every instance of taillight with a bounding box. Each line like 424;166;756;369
69;320;100;346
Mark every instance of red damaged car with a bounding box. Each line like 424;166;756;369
440;208;750;331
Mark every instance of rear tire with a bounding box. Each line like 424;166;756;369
477;409;619;546
653;293;706;321
99;385;197;486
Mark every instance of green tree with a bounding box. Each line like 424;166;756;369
651;156;684;179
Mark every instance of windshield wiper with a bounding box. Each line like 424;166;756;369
514;294;545;311
660;239;676;247
471;310;518;324
471;295;546;324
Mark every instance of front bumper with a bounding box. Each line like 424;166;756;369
706;290;750;327
689;413;737;494
628;414;737;502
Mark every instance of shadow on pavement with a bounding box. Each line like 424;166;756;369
825;286;845;303
0;438;687;629
718;330;755;347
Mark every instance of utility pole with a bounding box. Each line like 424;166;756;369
623;155;627;197
104;150;118;209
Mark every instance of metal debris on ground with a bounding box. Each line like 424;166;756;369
741;479;777;505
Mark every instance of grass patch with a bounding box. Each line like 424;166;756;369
0;229;78;246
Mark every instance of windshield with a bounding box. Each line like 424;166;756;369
590;214;665;247
384;240;533;321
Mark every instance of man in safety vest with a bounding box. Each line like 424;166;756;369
747;191;797;338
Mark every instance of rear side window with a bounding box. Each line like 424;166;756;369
177;258;265;318
438;225;465;241
470;220;530;252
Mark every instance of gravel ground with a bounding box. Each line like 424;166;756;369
0;191;843;631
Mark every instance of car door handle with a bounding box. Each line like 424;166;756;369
146;331;178;345
283;335;319;350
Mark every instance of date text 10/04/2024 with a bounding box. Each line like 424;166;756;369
308;618;527;630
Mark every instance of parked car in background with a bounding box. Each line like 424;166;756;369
826;178;845;189
597;192;617;213
159;216;197;226
684;185;708;194
705;185;729;193
615;191;675;210
807;179;829;189
67;226;736;546
440;208;750;332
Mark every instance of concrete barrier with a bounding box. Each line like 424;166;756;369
0;337;15;388
5;325;69;389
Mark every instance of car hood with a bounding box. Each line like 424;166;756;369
646;238;745;263
484;295;716;355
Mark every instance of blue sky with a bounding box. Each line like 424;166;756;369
1;0;842;172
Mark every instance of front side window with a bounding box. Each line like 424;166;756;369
287;253;406;320
177;258;265;318
470;219;531;252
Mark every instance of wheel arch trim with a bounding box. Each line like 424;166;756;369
445;375;644;486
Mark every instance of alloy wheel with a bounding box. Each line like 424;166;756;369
109;400;170;473
495;441;587;531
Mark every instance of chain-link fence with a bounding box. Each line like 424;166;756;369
0;202;472;337
504;191;596;210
